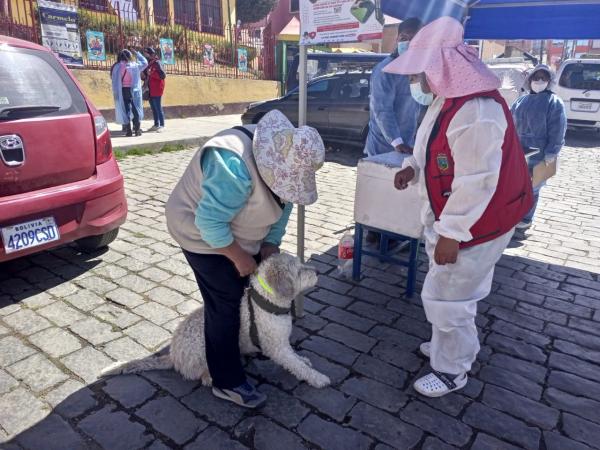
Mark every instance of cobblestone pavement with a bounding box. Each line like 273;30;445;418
1;131;599;450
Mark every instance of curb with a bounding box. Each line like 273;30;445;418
111;136;210;153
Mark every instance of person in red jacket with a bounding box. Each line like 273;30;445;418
144;47;166;132
385;17;533;397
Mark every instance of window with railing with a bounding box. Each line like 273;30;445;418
79;0;110;12
79;0;140;17
174;0;197;28
200;0;223;34
153;0;169;25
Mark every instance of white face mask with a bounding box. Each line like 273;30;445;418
531;80;549;93
397;41;409;55
410;82;434;106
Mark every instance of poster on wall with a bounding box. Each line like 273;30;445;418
160;38;175;65
237;48;248;72
203;44;215;67
38;0;83;66
299;0;384;45
86;30;106;61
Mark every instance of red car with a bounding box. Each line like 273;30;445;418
0;36;127;263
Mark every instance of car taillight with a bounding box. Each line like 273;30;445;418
94;114;113;165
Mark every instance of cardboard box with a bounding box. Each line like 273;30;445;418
524;149;558;188
532;159;557;188
354;152;424;239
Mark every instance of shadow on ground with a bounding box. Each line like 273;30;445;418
0;246;104;306
5;232;600;449
565;128;600;149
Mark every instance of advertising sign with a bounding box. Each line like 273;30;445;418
86;30;105;61
237;48;248;72
300;0;384;45
160;38;175;65
38;0;83;66
203;44;215;67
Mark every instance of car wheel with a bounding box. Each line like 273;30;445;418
75;228;119;252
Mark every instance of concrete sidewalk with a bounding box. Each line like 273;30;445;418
109;114;242;152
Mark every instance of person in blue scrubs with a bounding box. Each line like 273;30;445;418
511;64;567;228
365;18;423;157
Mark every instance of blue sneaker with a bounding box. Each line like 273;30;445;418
212;381;267;409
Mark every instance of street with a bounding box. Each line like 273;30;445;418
0;129;599;449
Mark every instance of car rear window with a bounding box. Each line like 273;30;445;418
0;46;88;117
559;63;600;90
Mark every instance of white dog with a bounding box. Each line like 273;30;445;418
103;253;331;388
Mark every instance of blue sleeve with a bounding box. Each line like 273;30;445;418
371;66;417;146
195;148;252;248
263;203;293;246
543;95;567;158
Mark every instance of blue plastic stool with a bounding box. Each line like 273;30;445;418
352;223;421;298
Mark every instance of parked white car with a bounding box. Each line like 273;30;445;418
555;58;600;131
486;58;534;106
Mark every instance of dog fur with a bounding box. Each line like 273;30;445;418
102;253;331;388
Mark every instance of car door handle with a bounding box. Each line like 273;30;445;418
317;106;327;111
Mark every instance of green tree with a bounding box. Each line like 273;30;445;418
236;0;277;24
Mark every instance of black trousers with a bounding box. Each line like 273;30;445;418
182;249;261;389
121;87;140;130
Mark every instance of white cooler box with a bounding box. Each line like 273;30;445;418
354;152;424;239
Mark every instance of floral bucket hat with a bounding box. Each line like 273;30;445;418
253;110;325;206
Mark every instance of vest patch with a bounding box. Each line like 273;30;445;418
437;154;450;171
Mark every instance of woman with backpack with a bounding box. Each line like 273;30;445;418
143;47;166;132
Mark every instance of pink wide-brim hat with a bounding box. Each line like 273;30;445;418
253;110;325;206
383;16;500;98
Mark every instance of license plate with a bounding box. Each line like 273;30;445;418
1;217;60;254
573;101;599;112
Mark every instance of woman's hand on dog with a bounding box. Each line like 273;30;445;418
234;252;258;277
218;242;258;277
260;243;280;261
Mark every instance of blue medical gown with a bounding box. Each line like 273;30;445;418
111;51;148;125
364;55;422;156
510;91;567;168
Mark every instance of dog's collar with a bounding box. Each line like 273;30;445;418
256;275;275;296
247;287;291;352
248;287;291;316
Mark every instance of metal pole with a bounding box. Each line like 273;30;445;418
294;44;308;318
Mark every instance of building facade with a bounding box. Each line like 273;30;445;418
3;0;235;35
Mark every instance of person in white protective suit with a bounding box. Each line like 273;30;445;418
384;17;533;397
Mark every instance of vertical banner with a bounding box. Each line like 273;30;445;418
38;0;83;66
237;48;248;72
299;0;384;45
160;38;175;65
86;30;106;61
203;44;215;67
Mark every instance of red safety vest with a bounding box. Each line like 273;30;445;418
425;90;533;249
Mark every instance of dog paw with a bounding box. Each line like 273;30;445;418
300;356;313;367
200;372;213;387
308;373;331;388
